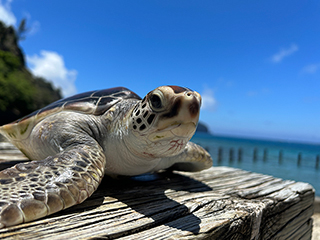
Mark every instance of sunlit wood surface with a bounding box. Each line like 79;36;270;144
0;142;315;239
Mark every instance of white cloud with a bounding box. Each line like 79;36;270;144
201;88;217;111
1;1;74;96
0;1;40;36
0;0;16;26
27;51;77;97
302;63;320;74
271;44;299;63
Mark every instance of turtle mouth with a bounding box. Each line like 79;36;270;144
169;122;197;137
158;121;195;130
147;121;196;142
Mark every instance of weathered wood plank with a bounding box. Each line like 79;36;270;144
0;142;315;239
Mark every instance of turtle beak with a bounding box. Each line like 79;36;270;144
173;91;201;138
185;90;201;123
151;86;201;138
170;90;201;128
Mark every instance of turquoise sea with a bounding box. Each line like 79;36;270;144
192;133;320;196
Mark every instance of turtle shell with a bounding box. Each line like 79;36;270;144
0;87;141;141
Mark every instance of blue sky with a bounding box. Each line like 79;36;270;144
1;0;320;143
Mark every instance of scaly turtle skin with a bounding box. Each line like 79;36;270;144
0;85;212;228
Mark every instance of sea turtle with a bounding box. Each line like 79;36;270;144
0;85;212;228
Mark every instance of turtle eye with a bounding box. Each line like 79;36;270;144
150;94;162;109
149;91;165;112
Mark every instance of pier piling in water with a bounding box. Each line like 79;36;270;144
229;148;234;163
279;150;283;164
218;147;223;164
253;148;258;161
216;146;318;169
298;153;302;166
238;148;242;162
263;148;268;162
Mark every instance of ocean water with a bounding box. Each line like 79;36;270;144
192;133;320;196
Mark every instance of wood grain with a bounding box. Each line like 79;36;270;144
0;142;315;239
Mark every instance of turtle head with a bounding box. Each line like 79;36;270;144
128;86;201;158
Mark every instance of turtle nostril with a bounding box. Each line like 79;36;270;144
186;92;193;97
189;99;200;118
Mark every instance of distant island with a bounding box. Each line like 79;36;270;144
196;122;210;134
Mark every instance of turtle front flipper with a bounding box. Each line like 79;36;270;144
168;142;213;172
0;143;106;228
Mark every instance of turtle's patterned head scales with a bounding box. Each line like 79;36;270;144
129;86;201;157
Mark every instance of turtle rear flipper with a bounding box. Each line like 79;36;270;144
0;143;106;228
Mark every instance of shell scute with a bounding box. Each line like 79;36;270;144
0;87;141;141
57;90;96;103
91;87;130;97
94;97;120;116
63;97;98;114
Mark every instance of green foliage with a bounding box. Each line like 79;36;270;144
0;47;62;125
0;69;35;113
32;76;62;110
0;51;21;71
0;51;34;113
0;21;62;125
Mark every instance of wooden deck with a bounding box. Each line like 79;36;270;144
0;142;315;239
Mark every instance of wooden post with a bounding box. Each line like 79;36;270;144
263;148;268;162
316;155;319;169
218;147;223;164
298;153;302;166
253;148;258;162
238;148;242;162
0;142;315;240
279;150;283;164
229;148;234;163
